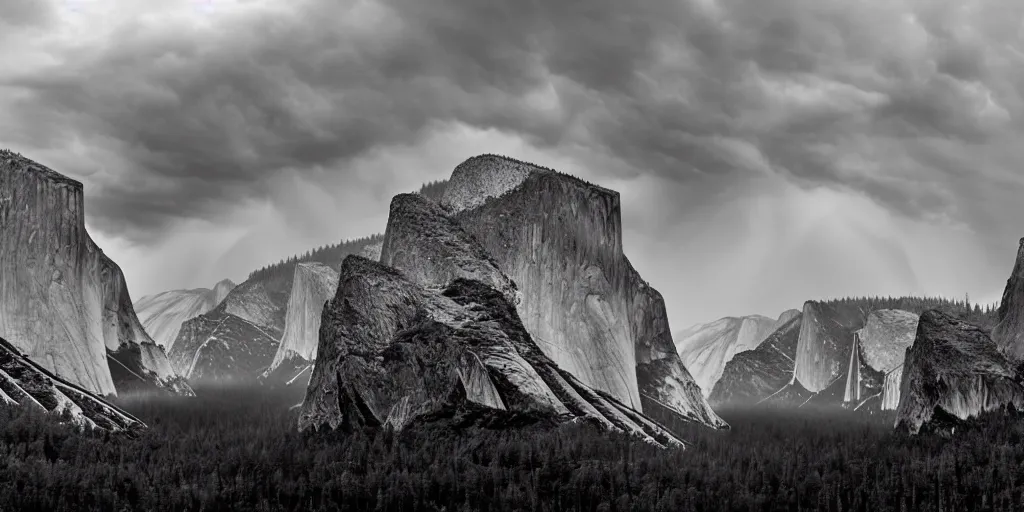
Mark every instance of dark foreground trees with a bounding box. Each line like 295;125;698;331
0;387;1023;511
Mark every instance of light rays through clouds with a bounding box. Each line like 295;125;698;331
0;0;1022;329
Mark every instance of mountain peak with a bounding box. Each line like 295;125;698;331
1;149;83;190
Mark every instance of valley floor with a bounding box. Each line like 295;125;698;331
0;387;1021;511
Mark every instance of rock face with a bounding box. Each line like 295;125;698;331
993;238;1024;360
676;314;779;397
441;155;725;429
850;309;919;410
709;313;803;406
793;301;862;393
263;263;339;383
168;310;278;383
0;335;145;432
896;310;1024;434
0;150;191;397
134;279;236;350
299;256;684;447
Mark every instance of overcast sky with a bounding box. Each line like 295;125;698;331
2;0;1023;331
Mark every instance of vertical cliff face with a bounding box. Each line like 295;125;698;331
896;310;1024;434
264;262;339;381
994;238;1024;360
0;150;190;397
442;155;725;429
134;279;237;350
709;314;803;406
850;309;919;410
793;301;861;393
676;315;778;397
300;256;684;447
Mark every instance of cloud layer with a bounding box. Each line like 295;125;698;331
1;0;1022;328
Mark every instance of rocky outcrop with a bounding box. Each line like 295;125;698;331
709;314;803;406
895;310;1024;434
299;256;684;447
676;314;779;396
0;150;190;397
262;263;339;384
168;310;279;383
0;335;145;432
441;155;725;429
134;279;236;350
993;238;1024;360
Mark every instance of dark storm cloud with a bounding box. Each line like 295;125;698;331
2;0;1023;243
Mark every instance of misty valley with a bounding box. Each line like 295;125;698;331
2;147;1024;512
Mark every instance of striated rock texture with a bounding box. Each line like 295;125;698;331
851;309;919;410
263;263;339;383
676;314;779;397
168;310;279;383
1;335;145;432
442;155;725;429
709;313;803;406
0;150;190;397
299;256;684;447
134;279;236;350
793;301;862;393
896;310;1024;434
993;238;1024;360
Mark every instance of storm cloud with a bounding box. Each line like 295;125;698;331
1;0;1022;327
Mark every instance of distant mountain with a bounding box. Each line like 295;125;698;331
0;149;191;397
896;310;1024;434
0;335;144;432
134;279;236;350
168;310;278;383
676;313;788;397
709;313;803;406
441;155;726;430
994;238;1024;359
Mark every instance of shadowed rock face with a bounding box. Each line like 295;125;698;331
709;314;803;406
134;279;236;350
896;310;1024;435
994;238;1024;360
168;311;279;383
0;335;145;432
441;155;725;429
265;263;339;375
676;314;779;397
300;256;684;447
0;150;191;397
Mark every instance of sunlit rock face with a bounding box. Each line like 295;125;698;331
299;256;684;447
442;155;725;429
994;238;1024;360
0;150;191;397
263;263;339;383
0;335;145;432
134;279;236;350
793;301;862;393
676;315;778;397
896;310;1024;435
168;310;279;383
709;313;803;406
850;309;919;410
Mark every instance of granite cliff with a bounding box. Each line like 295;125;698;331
993;238;1024;360
0;150;191;397
896;310;1024;434
299;256;684;447
709;313;803;406
441;155;725;429
262;262;339;384
676;314;780;397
